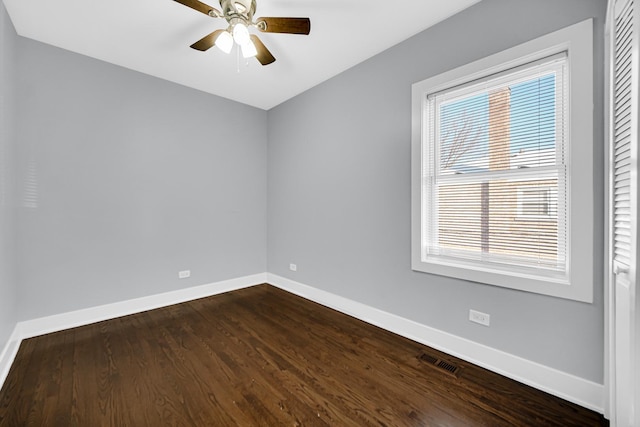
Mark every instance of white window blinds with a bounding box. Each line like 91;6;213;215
422;55;568;281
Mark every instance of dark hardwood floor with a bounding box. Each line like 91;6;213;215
0;284;606;426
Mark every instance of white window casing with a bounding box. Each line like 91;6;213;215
411;19;594;303
516;186;556;220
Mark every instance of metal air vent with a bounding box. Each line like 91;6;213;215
418;351;461;377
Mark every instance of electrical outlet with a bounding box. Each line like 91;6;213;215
178;270;191;279
289;263;297;272
469;309;490;326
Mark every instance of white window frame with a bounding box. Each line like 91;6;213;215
411;19;594;303
516;185;556;220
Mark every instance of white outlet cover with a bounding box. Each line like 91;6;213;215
289;264;297;272
469;309;490;326
178;270;191;279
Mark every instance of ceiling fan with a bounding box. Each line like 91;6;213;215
173;0;311;65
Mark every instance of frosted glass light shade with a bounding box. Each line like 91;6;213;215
241;41;257;58
233;23;250;46
216;31;233;54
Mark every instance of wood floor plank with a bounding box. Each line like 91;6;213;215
222;296;443;425
233;289;472;422
0;338;48;425
0;284;607;426
184;296;334;425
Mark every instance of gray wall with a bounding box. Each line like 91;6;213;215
267;0;606;382
14;37;268;320
2;0;606;386
0;2;17;350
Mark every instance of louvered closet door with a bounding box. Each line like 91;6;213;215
611;0;638;425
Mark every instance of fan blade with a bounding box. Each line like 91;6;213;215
250;35;276;65
256;17;310;35
191;29;224;51
173;0;221;17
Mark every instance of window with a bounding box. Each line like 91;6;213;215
411;20;594;302
517;186;555;219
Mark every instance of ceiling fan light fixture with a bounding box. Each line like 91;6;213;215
176;0;310;66
241;40;257;58
232;23;251;46
215;30;234;54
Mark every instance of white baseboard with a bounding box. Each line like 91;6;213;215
0;325;22;390
0;273;267;390
18;273;267;339
267;273;605;414
1;272;605;414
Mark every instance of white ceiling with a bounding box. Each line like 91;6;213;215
3;0;480;110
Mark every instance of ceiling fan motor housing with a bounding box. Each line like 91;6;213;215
219;0;256;23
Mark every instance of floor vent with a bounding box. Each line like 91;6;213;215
419;353;438;365
418;352;461;377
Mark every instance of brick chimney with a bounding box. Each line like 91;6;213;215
481;87;511;252
488;88;511;170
